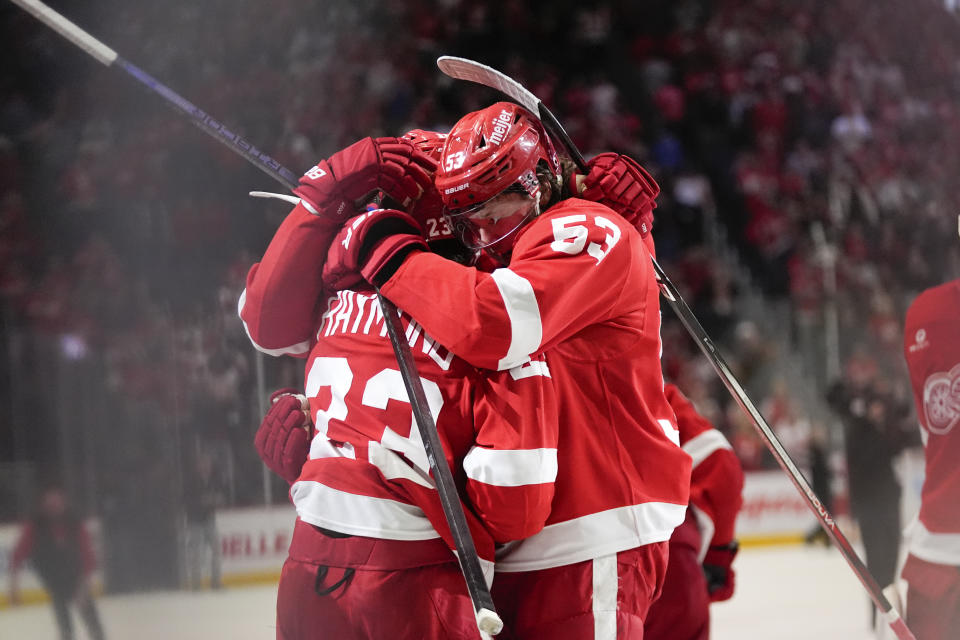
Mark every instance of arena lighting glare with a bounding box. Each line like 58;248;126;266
59;333;89;361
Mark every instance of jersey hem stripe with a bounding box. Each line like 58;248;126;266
291;480;441;541
494;501;685;572
907;519;960;565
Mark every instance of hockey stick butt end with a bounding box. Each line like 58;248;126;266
476;608;503;635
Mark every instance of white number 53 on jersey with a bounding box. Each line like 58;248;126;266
550;214;621;264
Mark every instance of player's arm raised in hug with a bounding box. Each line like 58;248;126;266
239;136;435;357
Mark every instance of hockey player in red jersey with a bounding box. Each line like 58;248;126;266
899;274;960;640
644;384;744;640
241;130;560;639
323;102;690;638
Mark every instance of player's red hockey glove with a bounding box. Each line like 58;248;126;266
254;388;312;485
703;541;739;602
322;209;427;290
293;137;437;225
575;153;660;236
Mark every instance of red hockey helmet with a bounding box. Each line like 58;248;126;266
436;102;560;210
437;102;560;252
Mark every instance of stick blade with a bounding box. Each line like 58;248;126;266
437;56;539;113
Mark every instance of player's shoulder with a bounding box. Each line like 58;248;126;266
538;197;636;229
515;197;643;261
905;278;959;328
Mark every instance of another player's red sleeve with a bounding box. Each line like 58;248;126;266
379;199;650;370
689;449;744;548
239;203;337;357
666;384;744;553
10;522;35;572
464;357;558;543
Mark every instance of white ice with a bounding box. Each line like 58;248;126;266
712;545;879;640
0;545;883;639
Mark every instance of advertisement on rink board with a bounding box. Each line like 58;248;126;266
736;471;818;544
213;505;296;583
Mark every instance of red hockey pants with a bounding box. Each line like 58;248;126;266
490;542;669;640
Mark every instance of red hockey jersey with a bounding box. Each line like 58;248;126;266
239;202;337;357
380;198;692;571
903;278;960;565
240;204;559;564
665;383;743;560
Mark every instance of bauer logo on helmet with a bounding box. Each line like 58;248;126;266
444;183;470;195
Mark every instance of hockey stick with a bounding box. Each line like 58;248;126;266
438;56;917;640
8;0;299;189
8;2;502;633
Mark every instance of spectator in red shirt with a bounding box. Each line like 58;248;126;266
7;485;106;640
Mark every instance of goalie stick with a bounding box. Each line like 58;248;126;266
7;1;502;634
437;55;917;640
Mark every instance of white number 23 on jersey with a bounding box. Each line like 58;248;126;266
304;356;441;488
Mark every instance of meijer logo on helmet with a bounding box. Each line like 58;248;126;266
488;109;513;145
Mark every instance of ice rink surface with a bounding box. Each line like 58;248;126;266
0;545;882;639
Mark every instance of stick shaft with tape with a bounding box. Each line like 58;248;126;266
10;0;299;189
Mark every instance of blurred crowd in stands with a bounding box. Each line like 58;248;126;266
1;0;958;555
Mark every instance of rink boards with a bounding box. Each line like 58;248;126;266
0;471;863;607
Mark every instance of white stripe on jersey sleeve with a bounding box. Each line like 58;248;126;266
463;447;558;487
491;268;543;371
682;429;733;469
689;503;716;563
237;289;311;357
291;480;441;541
